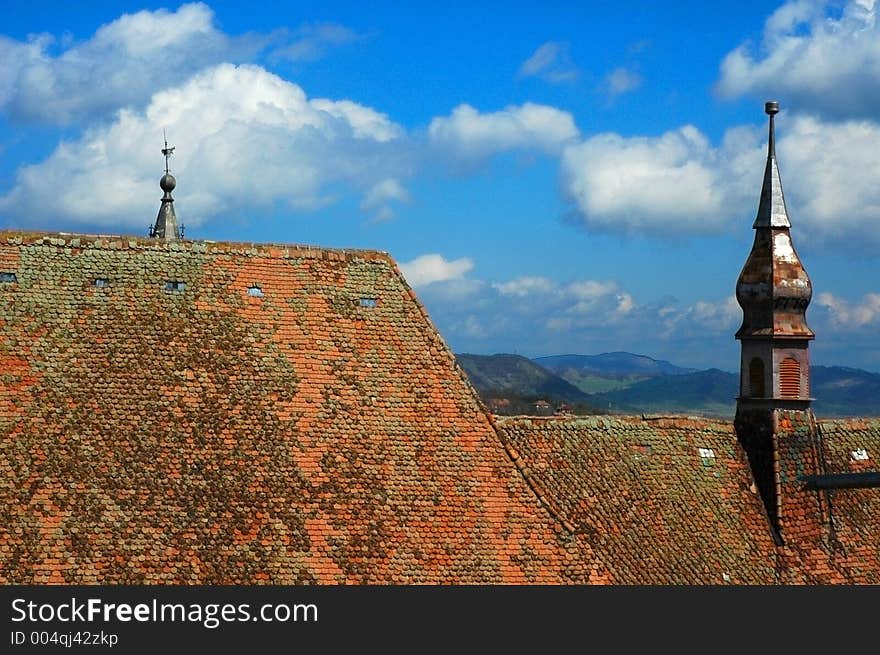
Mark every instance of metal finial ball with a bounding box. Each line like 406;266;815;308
160;173;176;193
765;101;780;115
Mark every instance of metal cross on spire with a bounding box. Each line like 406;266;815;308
152;130;181;240
162;129;175;175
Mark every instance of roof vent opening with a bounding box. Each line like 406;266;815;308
164;280;186;292
358;297;378;308
247;285;265;297
852;448;870;462
94;278;110;288
779;357;801;398
0;272;17;283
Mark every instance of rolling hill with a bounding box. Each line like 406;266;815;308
535;352;695;378
534;352;697;394
588;369;738;416
455;353;590;403
812;366;880;417
454;353;880;418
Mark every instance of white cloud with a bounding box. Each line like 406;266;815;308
716;0;880;119
362;178;409;207
271;22;360;62
518;41;579;83
772;114;880;243
560;124;761;235
659;296;741;337
0;3;272;126
360;178;410;221
416;270;752;364
493;276;557;297
428;102;579;165
489;277;631;319
399;254;475;287
817;292;880;328
0;64;408;228
605;67;642;98
560;113;880;244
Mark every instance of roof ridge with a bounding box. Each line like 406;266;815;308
0;230;392;262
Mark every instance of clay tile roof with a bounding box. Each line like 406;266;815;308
802;418;880;582
0;231;582;584
2;230;879;584
495;415;780;583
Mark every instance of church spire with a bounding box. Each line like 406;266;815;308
753;100;791;229
735;101;812;344
150;133;183;240
734;101;815;541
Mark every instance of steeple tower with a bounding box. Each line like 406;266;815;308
734;101;816;540
735;101;813;406
150;134;182;240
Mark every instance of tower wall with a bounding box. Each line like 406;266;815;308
739;340;772;398
772;342;810;400
734;101;821;546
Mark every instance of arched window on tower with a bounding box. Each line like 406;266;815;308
779;357;801;398
749;358;765;397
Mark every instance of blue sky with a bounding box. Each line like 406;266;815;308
1;1;879;371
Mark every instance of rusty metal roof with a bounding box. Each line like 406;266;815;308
736;102;813;339
753;101;791;229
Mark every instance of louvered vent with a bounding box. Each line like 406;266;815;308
779;358;800;398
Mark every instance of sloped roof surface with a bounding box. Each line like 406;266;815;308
775;413;880;583
2;232;878;584
496;415;780;583
0;232;581;584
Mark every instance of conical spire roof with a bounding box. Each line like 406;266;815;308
151;135;182;241
736;101;812;340
753;101;791;229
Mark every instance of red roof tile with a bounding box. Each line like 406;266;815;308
0;232;577;584
2;231;878;584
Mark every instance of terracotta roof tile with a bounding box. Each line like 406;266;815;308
495;415;779;583
2;231;879;584
0;231;575;584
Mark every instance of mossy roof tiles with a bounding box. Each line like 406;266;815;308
495;415;780;583
0;232;581;584
2;231;878;584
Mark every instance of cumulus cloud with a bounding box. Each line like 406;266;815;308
658;296;741;337
771;114;880;243
493;276;557;298
817;292;880;328
399;254;475;287
604;67;642;98
416;270;752;364
490;276;630;318
360;178;409;221
428;102;579;165
0;3;272;126
418;274;633;352
560;124;762;235
271;22;361;62
560;112;880;244
518;41;579;83
0;64;408;228
716;0;880;119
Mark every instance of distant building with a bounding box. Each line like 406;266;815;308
554;403;572;416
533;399;553;415
0;104;877;584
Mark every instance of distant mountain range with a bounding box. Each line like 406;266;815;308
455;354;587;403
535;352;695;378
454;351;880;418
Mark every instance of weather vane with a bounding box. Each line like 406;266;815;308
162;128;175;175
